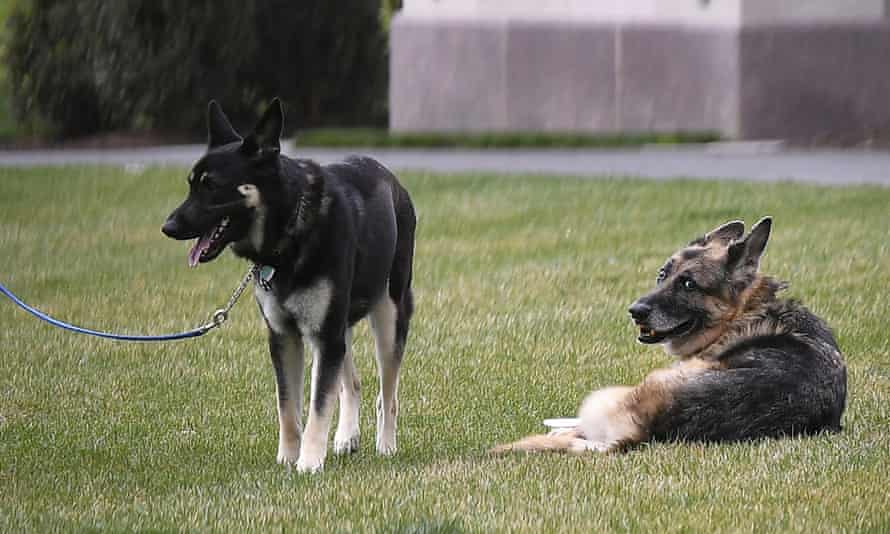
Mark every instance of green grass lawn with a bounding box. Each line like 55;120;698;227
1;167;888;532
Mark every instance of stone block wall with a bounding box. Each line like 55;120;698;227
390;2;890;141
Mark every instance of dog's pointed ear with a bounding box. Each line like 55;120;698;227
207;100;242;148
242;98;283;157
727;216;772;276
705;220;745;245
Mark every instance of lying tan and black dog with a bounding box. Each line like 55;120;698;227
494;217;847;454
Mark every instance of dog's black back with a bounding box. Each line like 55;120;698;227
322;156;415;327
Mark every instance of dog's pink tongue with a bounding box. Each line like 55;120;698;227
188;235;212;268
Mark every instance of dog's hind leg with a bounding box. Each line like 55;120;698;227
575;386;641;452
269;331;305;465
370;294;403;456
371;191;414;457
334;328;361;455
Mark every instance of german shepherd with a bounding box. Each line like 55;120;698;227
493;217;846;454
162;99;415;472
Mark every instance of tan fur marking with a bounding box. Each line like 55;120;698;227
703;244;729;261
627;358;720;433
693;275;787;361
237;184;261;208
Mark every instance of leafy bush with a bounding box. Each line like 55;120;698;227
247;0;388;129
5;0;388;139
7;1;107;137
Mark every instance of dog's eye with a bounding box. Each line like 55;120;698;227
681;278;697;291
656;268;667;284
198;172;220;190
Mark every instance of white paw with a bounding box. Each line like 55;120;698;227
570;439;610;453
276;444;299;465
333;432;361;455
376;434;397;456
375;396;398;456
295;454;325;473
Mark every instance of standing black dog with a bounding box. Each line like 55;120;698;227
162;99;415;472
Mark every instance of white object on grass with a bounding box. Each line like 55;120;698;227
543;417;581;429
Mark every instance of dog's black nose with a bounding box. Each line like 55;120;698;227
161;218;180;238
628;301;652;323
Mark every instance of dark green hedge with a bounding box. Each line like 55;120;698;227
294;128;721;148
5;0;388;138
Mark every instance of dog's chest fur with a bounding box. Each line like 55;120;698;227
256;277;333;336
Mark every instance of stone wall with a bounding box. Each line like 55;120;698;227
401;0;885;24
390;0;890;141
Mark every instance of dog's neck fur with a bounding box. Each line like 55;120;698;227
231;157;328;268
689;274;789;361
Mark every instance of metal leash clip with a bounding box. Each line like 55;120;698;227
200;264;256;332
211;309;228;327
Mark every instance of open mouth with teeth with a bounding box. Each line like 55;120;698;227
188;217;231;267
637;318;698;344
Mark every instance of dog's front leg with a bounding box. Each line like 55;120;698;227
296;335;346;473
269;330;305;465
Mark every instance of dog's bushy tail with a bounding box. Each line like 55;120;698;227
490;429;588;455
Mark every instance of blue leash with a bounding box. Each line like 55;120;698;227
0;266;256;342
